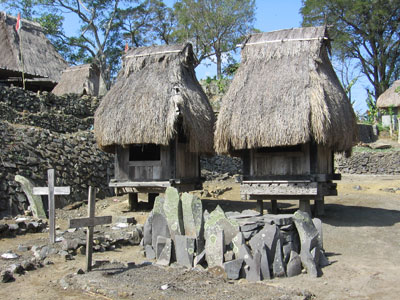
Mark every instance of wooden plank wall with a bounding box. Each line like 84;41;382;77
176;142;198;178
250;144;310;176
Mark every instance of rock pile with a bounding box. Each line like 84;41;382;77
0;217;47;238
143;187;328;281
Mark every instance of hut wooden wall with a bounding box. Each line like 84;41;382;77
175;141;199;178
247;144;310;176
114;145;171;181
315;144;333;174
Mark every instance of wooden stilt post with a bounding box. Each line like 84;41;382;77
314;196;325;216
257;200;264;215
148;193;158;208
128;192;138;211
270;199;278;214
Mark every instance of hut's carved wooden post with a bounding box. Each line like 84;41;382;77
314;195;325;216
270;200;278;214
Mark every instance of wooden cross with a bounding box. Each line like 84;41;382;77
69;186;112;272
33;169;70;244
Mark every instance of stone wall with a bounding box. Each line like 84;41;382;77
335;151;400;175
0;86;98;133
0;120;114;218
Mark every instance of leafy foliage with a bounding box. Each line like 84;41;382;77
301;0;400;102
174;0;255;78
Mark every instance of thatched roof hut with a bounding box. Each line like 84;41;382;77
377;80;400;109
0;12;68;90
94;43;214;154
52;63;107;96
215;26;357;155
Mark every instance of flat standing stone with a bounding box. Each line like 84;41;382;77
287;251;302;277
181;193;203;238
156;237;172;266
205;230;225;268
260;245;271;280
163;187;183;241
223;259;243;280
15;175;46;219
249;223;279;263
273;238;286;277
175;235;195;268
245;250;261;282
143;211;153;246
151;213;170;251
145;245;156;260
232;232;244;258
204;205;239;246
312;218;323;249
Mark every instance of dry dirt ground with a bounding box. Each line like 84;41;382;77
0;174;399;300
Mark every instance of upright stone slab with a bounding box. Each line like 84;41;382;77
224;259;243;280
204;205;239;246
232;232;245;258
153;196;166;216
286;251;302;277
175;235;196;268
163;187;183;242
181;193;203;238
312;218;323;249
293;210;320;277
205;229;225;268
151;213;170;251
156;237;172;266
260;244;271;280
15;175;46;219
245;250;261;282
272;238;286;277
143;211;154;246
249;223;279;263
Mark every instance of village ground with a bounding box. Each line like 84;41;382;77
0;174;399;300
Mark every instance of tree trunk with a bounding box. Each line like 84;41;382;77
216;51;222;79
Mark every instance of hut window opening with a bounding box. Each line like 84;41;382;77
256;145;302;153
129;144;160;161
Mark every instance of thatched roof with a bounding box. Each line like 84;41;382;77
376;80;400;108
52;63;107;96
215;26;357;154
0;12;68;87
94;43;215;154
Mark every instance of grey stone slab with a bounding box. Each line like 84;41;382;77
318;249;330;268
249;223;279;263
239;222;263;232
232;232;244;258
242;230;256;240
272;238;286;277
15;175;46;219
245;250;261;282
204;205;239;246
312;218;323;249
260;245;271;280
287;251;302;277
163;187;183;241
145;245;156;260
181;193;203;238
175;235;195;268
151;213;170;251
115;216;136;224
143;211;153;246
300;239;318;277
238;244;253;262
262;214;293;226
156;237;172;266
205;230;225;268
223;259;243;280
153;196;166;216
156;236;167;259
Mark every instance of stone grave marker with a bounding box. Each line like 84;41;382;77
68;187;112;271
15;175;46;219
163;187;183;242
33;169;70;244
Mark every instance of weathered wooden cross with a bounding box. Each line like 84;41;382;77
33;169;70;244
69;186;112;272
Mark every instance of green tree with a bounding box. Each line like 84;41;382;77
174;0;255;79
301;0;400;103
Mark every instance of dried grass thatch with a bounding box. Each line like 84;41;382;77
94;43;215;154
52;63;107;96
0;12;67;85
376;80;400;108
215;26;357;154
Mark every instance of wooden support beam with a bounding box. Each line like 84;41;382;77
314;196;325;216
148;193;158;208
